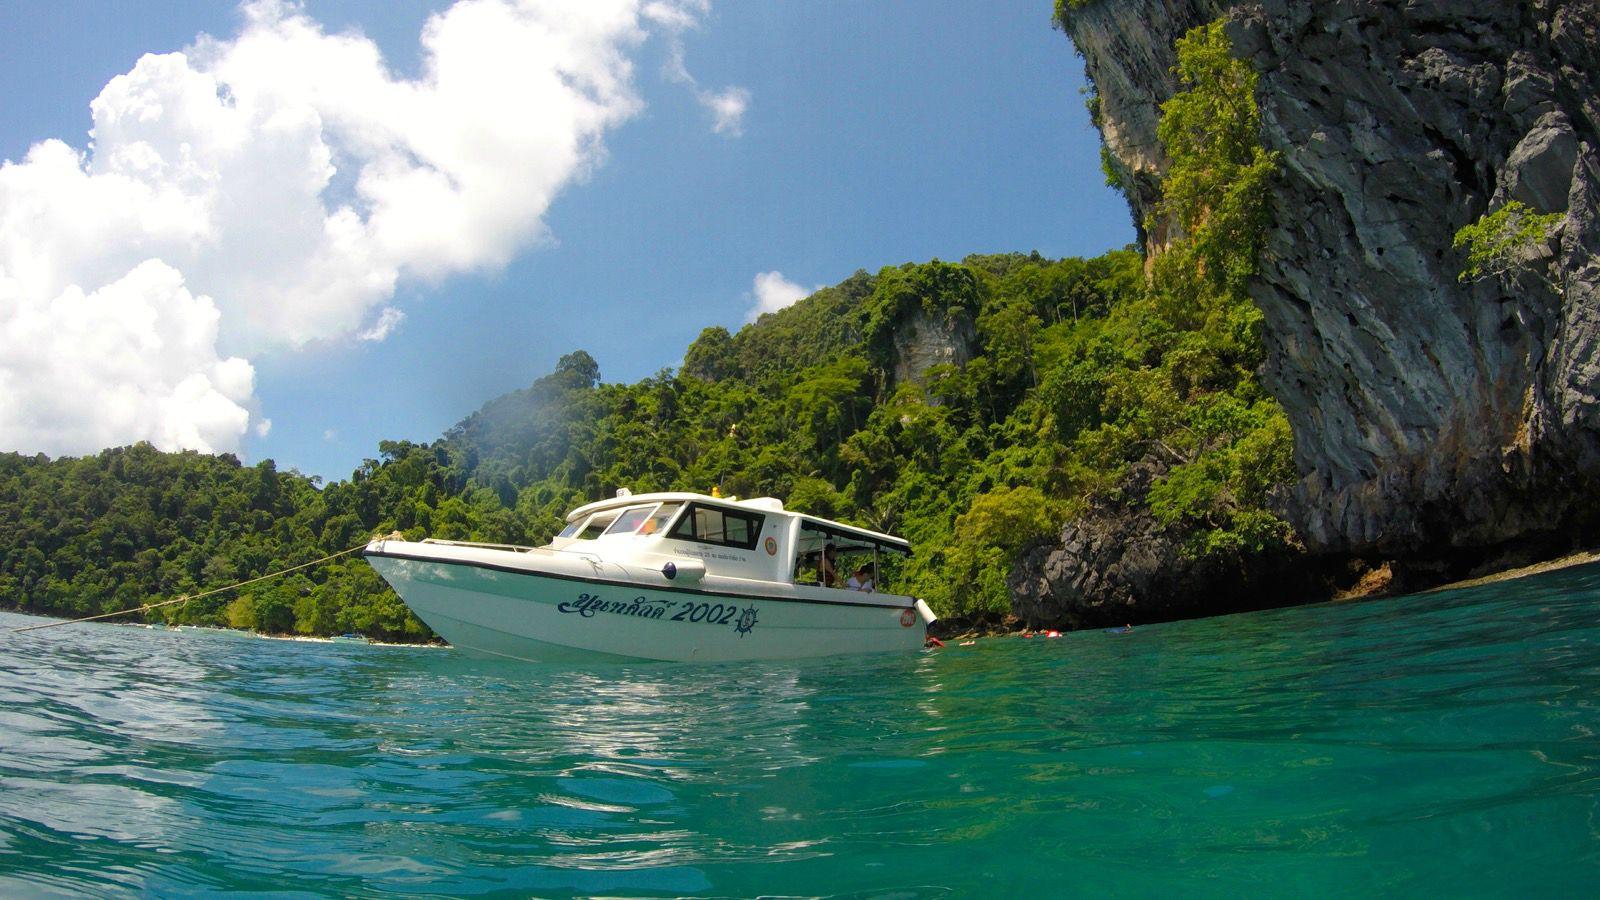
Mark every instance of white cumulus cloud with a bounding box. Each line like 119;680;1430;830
746;270;813;322
0;0;726;457
0;260;253;455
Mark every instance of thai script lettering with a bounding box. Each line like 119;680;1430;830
557;592;673;619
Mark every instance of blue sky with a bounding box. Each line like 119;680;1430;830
0;1;1132;481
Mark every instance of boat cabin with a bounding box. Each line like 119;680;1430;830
548;490;911;594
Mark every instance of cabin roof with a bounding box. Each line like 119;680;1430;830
565;491;910;552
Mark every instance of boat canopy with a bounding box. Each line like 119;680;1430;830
792;516;910;557
563;490;911;555
567;491;736;523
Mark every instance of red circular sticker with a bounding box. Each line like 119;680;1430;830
764;536;778;556
899;609;916;627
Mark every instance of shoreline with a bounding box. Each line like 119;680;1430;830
1421;548;1600;594
932;544;1600;642
12;546;1599;648
251;631;447;649
0;610;448;649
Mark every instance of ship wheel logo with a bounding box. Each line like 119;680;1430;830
734;605;759;637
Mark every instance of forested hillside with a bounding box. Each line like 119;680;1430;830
0;24;1298;638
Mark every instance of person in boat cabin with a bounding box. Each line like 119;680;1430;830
819;544;842;588
794;538;860;589
846;565;874;592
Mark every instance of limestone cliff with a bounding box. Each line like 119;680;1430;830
1063;0;1600;567
891;308;977;388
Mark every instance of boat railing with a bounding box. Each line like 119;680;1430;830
417;538;605;566
419;538;543;553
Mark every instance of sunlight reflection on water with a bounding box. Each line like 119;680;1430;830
3;564;1600;895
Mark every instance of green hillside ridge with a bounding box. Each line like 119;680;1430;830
0;22;1295;638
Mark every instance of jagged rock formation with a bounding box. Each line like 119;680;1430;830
1063;0;1600;564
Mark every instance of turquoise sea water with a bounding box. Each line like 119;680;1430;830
3;565;1600;897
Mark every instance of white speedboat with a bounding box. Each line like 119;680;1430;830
363;490;937;662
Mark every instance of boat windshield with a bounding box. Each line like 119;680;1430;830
603;504;658;536
642;502;682;536
576;511;619;540
556;521;581;540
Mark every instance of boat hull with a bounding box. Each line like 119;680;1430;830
364;543;932;663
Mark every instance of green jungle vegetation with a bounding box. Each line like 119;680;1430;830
0;23;1294;640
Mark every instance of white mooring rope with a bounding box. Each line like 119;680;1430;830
8;533;402;634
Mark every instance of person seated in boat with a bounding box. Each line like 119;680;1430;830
846;565;874;592
819;544;842;587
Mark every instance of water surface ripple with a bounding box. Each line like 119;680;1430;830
4;564;1600;896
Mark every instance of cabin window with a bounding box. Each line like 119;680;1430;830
667;503;764;550
556;521;581;539
576;512;618;540
603;505;657;536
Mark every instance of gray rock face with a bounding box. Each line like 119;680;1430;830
1010;461;1176;629
891;308;977;388
1008;459;1320;629
1066;0;1223;252
1060;0;1600;561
